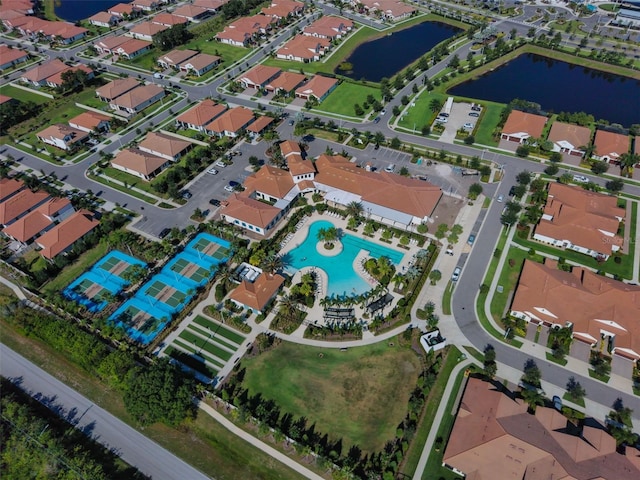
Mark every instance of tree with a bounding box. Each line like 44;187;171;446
591;160;609;175
549;151;563;163
483;344;497;378
390;137;401;149
153;23;192;51
428;269;442;284
606;398;636;446
373;131;385;146
260;254;283;274
516;145;530;158
605;178;624;192
544;164;560;176
565;376;586;403
316;226;339;247
516;170;532;186
513;184;527;198
448;54;460;69
521;387;544;412
429;98;443;113
521;359;541;388
468;183;483;200
345;201;363;219
124;358;196;426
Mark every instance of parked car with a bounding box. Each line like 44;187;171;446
384;163;395;173
452;267;461;281
467;234;476;245
469;112;480;117
153;73;163;79
159;228;171;239
288;119;294;126
445;245;454;256
508;185;516;196
215;160;227;168
439;112;450;118
209;198;220;206
497;194;504;203
207;168;218;175
463;122;474;130
181;190;192;199
573;175;589;183
471;105;481;112
380;109;387;116
224;181;240;192
436;117;448;123
373;116;381;124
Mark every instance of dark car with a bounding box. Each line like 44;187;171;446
467;234;476;245
181;190;192;199
508;185;516;196
471;105;481;112
469;112;480;117
159;228;171;239
209;198;220;206
373;116;381;124
288;119;294;126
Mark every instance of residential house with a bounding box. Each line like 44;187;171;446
547;121;591;157
193;0;228;12
279;140;302;159
220;193;285;236
0;9;27;30
229;272;285;312
261;0;304;22
215;27;253;46
36;210;99;260
0;177;25;203
21;59;67;87
295;75;338;102
500;110;547;144
246;115;275;139
204;106;254;137
0;188;51;227
303;15;353;40
175;99;227;132
109;84;165;114
356;0;416;21
2;197;73;245
239;64;281;89
138;132;193;161
36;124;89;151
178;53;221;76
114;38;153;59
533;182;625;259
593;129;630;164
42;21;88;44
216;15;275;46
0;94;14;106
128;21;168;42
443;377;640;480
151;13;188;27
96;77;140;102
132;0;160;11
94;35;129;54
157;48;198;69
88;11;120;28
45;64;94;89
265;71;306;95
0;0;33;15
276;35;330;62
243;165;296;203
111;148;171;180
172;4;211;21
108;3;140;18
0;44;29;70
68;111;111;133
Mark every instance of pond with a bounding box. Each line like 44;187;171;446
338;21;462;82
448;53;640;127
55;0;130;22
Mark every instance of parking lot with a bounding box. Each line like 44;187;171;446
435;101;480;143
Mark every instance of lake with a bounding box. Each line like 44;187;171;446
54;0;132;22
338;21;461;82
448;53;640;127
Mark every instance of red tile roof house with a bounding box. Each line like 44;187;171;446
88;11;121;28
96;77;140;102
194;0;228;12
68;111;112;133
511;259;640;375
108;3;141;19
0;177;26;203
265;71;306;95
172;4;211;22
109;84;165;115
547;121;592;157
356;0;416;21
246;115;275;139
175;99;227;132
204;106;255;137
151;13;188;27
220;192;285;236
2;197;74;245
157;48;198;69
0;188;51;227
276;35;330;62
303;15;353;40
593;129;631;164
39;21;88;44
36;124;89;151
240;64;281;89
295;75;338;102
229;272;285;313
20;58;67;87
532;182;625;260
114;38;153;59
216;15;276;46
500;110;547;143
443;376;640;480
178;53;221;76
137;131;193;161
132;0;161;12
0;44;29;71
36;210;99;260
0;94;14;106
111;148;171;181
127;22;168;42
45;64;94;89
94;35;129;55
261;0;305;23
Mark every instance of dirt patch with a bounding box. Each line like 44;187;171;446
431;195;465;229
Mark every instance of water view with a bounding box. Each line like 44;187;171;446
339;21;461;82
449;53;640;126
54;0;130;22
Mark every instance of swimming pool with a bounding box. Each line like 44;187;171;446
284;220;404;297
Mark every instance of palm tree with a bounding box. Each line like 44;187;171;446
260;254;283;274
316;226;339;247
373;132;385;146
521;387;544;412
345;201;364;219
429;98;443;113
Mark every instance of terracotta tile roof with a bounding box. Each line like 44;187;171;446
68;111;111;131
512;259;640;359
0;44;28;64
176;99;226;127
117;37;152;55
172;4;208;18
0;0;32;14
229;272;284;311
180;53;220;71
94;35;129;51
152;13;188;26
535;183;624;255
246;115;274;133
0;94;13;105
37;124;88;146
109;3;136;15
241;64;281;87
96;77;140;100
279;140;301;157
88;12;117;24
134;0;158;8
230;14;275;31
37;210;98;259
215;27;252;44
40;21;87;40
304;15;353;38
295;75;338;99
594;130;630;160
445;377;640;480
112;148;168;176
221;193;280;229
36;197;71;217
288;156;315;176
158;48;197;66
22;59;67;83
129;21;168;37
205;106;254;134
45;64;93;87
0;189;50;225
138;132;192;158
3;206;55;243
502;110;547;138
244;165;295;199
267;71;306;92
277;35;329;60
314;154;442;219
111;84;164;109
261;0;304;18
0;178;25;201
194;0;228;10
547;122;591;150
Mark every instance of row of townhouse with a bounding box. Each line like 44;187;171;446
239;65;339;101
0;177;99;260
19;58;94;88
0;44;29;71
36;110;112;151
1;9;88;44
95;77;166;115
501;110;640;165
156;48;221;76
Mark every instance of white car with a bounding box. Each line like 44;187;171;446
463;122;474;130
497;194;504;203
215;160;227;168
436;117;448;124
224;185;235;192
384;163;395;173
573;175;588;183
207;168;218;175
452;267;461;282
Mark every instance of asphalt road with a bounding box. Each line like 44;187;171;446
0;344;212;480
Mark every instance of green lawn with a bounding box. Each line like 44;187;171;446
90;172;159;204
315;82;381;117
183;37;250;66
442;281;453;315
42;241;110;294
102;166;164;197
0;84;50;104
397;91;448;133
120;50;159;72
240;339;422;453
